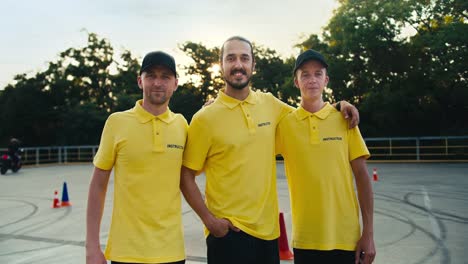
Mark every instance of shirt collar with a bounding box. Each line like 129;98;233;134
217;88;258;109
295;102;334;120
133;99;175;124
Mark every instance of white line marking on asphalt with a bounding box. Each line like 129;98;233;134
420;186;441;239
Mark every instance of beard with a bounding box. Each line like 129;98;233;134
224;69;252;90
146;92;168;106
225;78;251;90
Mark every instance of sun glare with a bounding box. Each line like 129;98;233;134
209;64;221;78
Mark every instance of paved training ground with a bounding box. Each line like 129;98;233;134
0;163;467;264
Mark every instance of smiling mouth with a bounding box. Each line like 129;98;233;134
231;70;246;76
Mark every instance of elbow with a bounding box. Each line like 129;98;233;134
180;175;188;191
180;166;195;191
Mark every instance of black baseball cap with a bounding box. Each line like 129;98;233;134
293;49;328;76
140;51;177;76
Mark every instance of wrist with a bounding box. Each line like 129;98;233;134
201;213;216;227
336;101;341;111
85;242;101;250
362;229;374;236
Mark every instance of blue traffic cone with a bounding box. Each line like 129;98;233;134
61;182;71;207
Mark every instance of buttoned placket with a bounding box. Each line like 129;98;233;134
308;115;320;144
152;118;165;152
240;102;256;135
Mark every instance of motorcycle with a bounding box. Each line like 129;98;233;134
1;150;22;175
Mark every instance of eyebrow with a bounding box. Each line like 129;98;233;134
226;53;250;57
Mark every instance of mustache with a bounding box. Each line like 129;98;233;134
230;69;247;75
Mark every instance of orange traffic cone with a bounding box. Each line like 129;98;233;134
373;168;379;181
52;190;61;208
278;212;294;260
60;182;71;207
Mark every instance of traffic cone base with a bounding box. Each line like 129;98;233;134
278;212;294;260
280;249;294;260
52;190;61;208
61;201;71;207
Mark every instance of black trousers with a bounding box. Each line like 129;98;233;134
111;260;185;264
293;248;355;264
206;230;279;264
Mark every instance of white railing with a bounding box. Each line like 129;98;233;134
2;136;468;165
0;145;98;166
365;136;468;161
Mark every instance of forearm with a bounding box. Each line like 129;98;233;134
357;181;374;234
180;166;215;225
86;168;110;249
351;158;374;234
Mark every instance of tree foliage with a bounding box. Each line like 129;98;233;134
0;33;141;145
1;1;466;146
296;0;467;136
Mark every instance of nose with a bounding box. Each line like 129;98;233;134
153;77;163;86
309;76;317;84
233;58;243;68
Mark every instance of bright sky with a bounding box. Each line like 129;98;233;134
0;0;339;89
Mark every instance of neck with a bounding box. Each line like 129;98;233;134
301;97;325;113
224;85;250;101
141;100;168;116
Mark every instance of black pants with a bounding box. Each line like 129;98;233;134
7;151;19;165
111;260;185;264
206;230;279;264
293;248;355;264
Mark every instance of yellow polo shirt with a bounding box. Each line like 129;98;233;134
183;89;293;240
276;103;370;250
94;100;187;263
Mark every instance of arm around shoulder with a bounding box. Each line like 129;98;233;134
336;100;360;128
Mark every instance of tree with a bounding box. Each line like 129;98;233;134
179;42;222;101
296;0;468;136
252;45;298;106
0;73;58;145
0;32;142;145
111;50;142;112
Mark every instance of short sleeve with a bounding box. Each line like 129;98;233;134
182;114;212;171
275;120;285;155
348;126;370;161
93;114;118;170
270;94;294;124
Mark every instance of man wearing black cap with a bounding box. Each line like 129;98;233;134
86;51;187;264
276;49;376;264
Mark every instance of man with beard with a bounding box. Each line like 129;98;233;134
86;51;187;264
180;36;359;264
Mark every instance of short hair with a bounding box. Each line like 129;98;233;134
220;36;255;63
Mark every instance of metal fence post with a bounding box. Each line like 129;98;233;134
445;137;449;156
389;139;392;156
416;138;420;161
35;148;39;166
